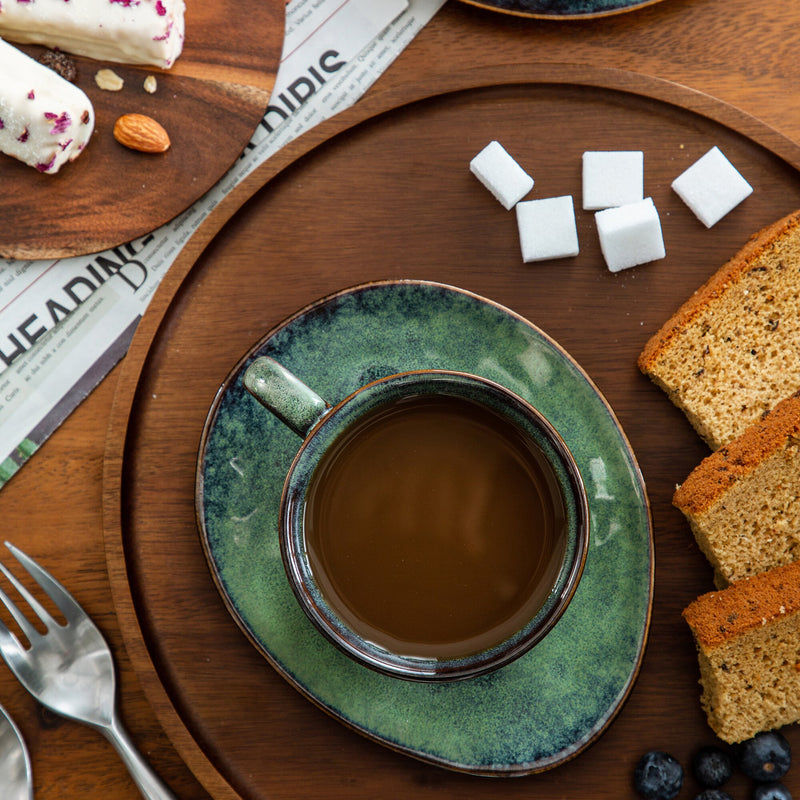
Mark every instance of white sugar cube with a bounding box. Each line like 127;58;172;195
516;195;579;263
582;151;644;210
470;140;534;210
672;146;753;227
595;197;665;272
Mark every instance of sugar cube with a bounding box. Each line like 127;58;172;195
470;141;534;210
516;195;580;263
672;146;753;227
582;151;644;210
595;197;665;272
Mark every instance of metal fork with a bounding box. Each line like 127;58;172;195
0;542;177;800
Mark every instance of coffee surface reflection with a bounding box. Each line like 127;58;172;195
304;394;568;659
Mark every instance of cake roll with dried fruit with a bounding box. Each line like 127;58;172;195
0;37;94;174
0;0;185;69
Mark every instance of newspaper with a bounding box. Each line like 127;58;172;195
0;0;446;489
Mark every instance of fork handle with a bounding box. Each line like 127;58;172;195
102;715;178;800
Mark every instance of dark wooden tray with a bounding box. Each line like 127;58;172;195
0;0;284;260
104;64;800;800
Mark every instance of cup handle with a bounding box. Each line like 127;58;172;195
243;356;330;438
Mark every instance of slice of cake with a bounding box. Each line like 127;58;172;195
638;210;800;450
683;561;800;744
673;391;800;587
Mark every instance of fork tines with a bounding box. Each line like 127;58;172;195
0;542;80;647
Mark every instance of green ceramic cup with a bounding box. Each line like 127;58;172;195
243;356;589;682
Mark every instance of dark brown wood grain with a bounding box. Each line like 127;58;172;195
0;0;284;260
2;2;800;798
102;64;800;799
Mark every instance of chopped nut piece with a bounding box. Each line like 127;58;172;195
95;68;124;92
143;75;158;94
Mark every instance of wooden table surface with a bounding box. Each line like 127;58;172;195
3;1;800;797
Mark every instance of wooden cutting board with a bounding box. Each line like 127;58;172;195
103;64;800;800
0;0;284;260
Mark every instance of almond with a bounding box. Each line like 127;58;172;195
113;113;170;154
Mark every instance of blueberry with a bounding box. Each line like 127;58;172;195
734;731;792;782
634;751;684;800
695;791;733;800
692;745;734;788
753;783;793;800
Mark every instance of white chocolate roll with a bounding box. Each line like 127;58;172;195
0;0;185;69
0;37;94;174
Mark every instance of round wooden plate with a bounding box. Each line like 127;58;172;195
104;64;800;800
0;0;284;260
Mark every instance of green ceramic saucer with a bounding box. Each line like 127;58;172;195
196;280;653;776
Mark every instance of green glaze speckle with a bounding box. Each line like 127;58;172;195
196;280;653;775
